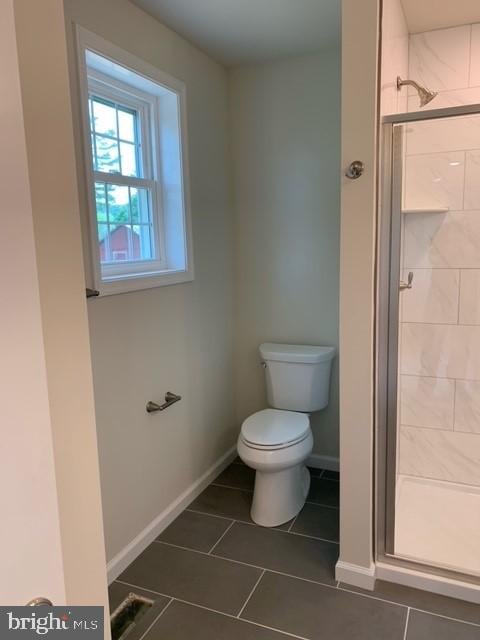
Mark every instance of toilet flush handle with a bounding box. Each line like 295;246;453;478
261;361;267;368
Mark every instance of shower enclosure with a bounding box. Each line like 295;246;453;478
378;104;480;585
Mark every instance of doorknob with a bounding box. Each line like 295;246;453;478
345;160;365;179
400;271;414;290
26;597;53;606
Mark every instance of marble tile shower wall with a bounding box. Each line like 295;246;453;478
399;24;480;486
397;24;480;487
408;24;480;111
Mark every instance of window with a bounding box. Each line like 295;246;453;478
76;28;193;295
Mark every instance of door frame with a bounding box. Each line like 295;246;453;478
6;0;110;613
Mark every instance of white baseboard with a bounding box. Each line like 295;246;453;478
335;560;376;590
307;454;339;472
106;445;237;584
376;561;480;605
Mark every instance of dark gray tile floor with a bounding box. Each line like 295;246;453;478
110;461;480;640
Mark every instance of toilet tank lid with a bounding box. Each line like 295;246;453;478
259;343;336;364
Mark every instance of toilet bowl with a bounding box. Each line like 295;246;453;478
238;409;313;527
237;343;335;527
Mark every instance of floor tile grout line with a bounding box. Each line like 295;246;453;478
403;607;411;640
212;479;340;494
182;509;340;549
304;500;339;510
287;528;339;545
115;580;310;640
115;579;173;600
201;482;340;509
185;508;234;522
287;514;298;532
148;541;371;598
143;536;480;628
208;520;236;554
236;569;266;619
145;541;340;590
211;482;253;493
336;585;480;627
179;598;310;640
136;597;174;640
409;607;480;629
115;574;480;631
118;488;478;633
239;614;311;640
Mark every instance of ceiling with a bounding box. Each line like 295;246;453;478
131;0;340;66
402;0;480;33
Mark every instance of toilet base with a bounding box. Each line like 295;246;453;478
251;464;311;527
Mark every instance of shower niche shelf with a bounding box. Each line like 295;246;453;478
401;208;449;215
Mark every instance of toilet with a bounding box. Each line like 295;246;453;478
237;343;336;527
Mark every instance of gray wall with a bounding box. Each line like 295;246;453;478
230;51;341;461
65;0;341;564
64;0;236;562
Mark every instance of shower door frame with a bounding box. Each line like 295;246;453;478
376;102;480;587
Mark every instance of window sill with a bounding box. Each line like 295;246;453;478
91;268;194;297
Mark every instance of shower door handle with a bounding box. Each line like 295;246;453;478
399;272;414;290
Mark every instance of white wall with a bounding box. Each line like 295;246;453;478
336;0;380;589
1;0;65;605
230;51;341;463
64;0;236;564
13;0;109;607
380;0;409;115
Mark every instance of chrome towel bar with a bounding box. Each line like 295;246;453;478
146;392;181;413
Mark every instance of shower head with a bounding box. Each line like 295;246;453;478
396;76;437;108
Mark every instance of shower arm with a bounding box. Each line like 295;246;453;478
397;77;423;94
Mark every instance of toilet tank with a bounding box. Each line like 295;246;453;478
259;343;336;412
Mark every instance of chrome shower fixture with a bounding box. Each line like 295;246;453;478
396;76;437;108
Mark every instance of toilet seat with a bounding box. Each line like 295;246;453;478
240;409;310;450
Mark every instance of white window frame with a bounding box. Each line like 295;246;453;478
75;26;194;296
89;73;167;278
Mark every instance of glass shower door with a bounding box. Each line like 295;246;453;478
386;112;480;578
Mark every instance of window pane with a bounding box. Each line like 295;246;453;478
118;109;135;142
97;222;109;242
96;185;155;265
98;223;111;263
108;223;130;263
107;184;130;224
92;99;117;137
103;224;136;263
94;182;107;222
120;142;138;177
95;135;120;173
133;224;154;261
129;187;151;224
